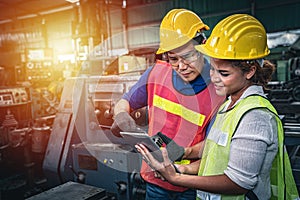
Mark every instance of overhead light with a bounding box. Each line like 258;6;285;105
65;0;80;3
0;19;12;24
39;5;74;15
17;14;38;20
122;0;127;8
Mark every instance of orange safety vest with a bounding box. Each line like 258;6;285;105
140;60;224;191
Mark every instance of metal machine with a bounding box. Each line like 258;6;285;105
0;86;32;158
0;87;38;199
268;56;300;139
43;75;147;199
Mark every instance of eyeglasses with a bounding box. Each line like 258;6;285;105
167;50;200;66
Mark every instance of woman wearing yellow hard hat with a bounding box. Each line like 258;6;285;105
135;14;299;200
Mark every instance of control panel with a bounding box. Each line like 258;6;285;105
26;61;52;82
0;87;29;105
24;48;53;84
0;87;32;128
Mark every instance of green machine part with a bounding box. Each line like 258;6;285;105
277;60;290;82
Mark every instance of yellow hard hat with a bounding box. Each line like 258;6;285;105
195;14;270;60
156;9;209;54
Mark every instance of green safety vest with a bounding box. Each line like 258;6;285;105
197;95;299;200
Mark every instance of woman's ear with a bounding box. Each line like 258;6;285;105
246;65;256;80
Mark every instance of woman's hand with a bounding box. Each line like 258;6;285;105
135;143;178;182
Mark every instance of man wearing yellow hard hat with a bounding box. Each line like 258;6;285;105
135;13;300;200
110;9;224;199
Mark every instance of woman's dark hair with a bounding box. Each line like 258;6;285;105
231;59;276;89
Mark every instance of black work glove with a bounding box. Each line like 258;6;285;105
156;132;185;162
110;112;137;137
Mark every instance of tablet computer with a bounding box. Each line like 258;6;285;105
120;131;163;162
120;131;181;173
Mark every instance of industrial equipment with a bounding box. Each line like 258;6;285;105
268;56;300;129
0;86;36;199
43;75;147;199
24;49;54;85
0;87;32;148
26;181;109;200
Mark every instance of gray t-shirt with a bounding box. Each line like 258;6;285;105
224;85;278;199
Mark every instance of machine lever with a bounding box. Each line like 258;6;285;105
68;165;86;183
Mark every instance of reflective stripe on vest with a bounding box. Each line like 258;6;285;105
153;94;206;127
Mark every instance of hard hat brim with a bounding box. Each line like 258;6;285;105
195;44;217;59
156;47;166;54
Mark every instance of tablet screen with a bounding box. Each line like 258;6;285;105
120;132;163;162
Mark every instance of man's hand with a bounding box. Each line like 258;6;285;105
110;112;137;137
156;132;185;162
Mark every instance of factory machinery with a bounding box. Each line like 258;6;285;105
0;74;147;199
0;86;54;199
0;56;300;199
41;75;147;200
